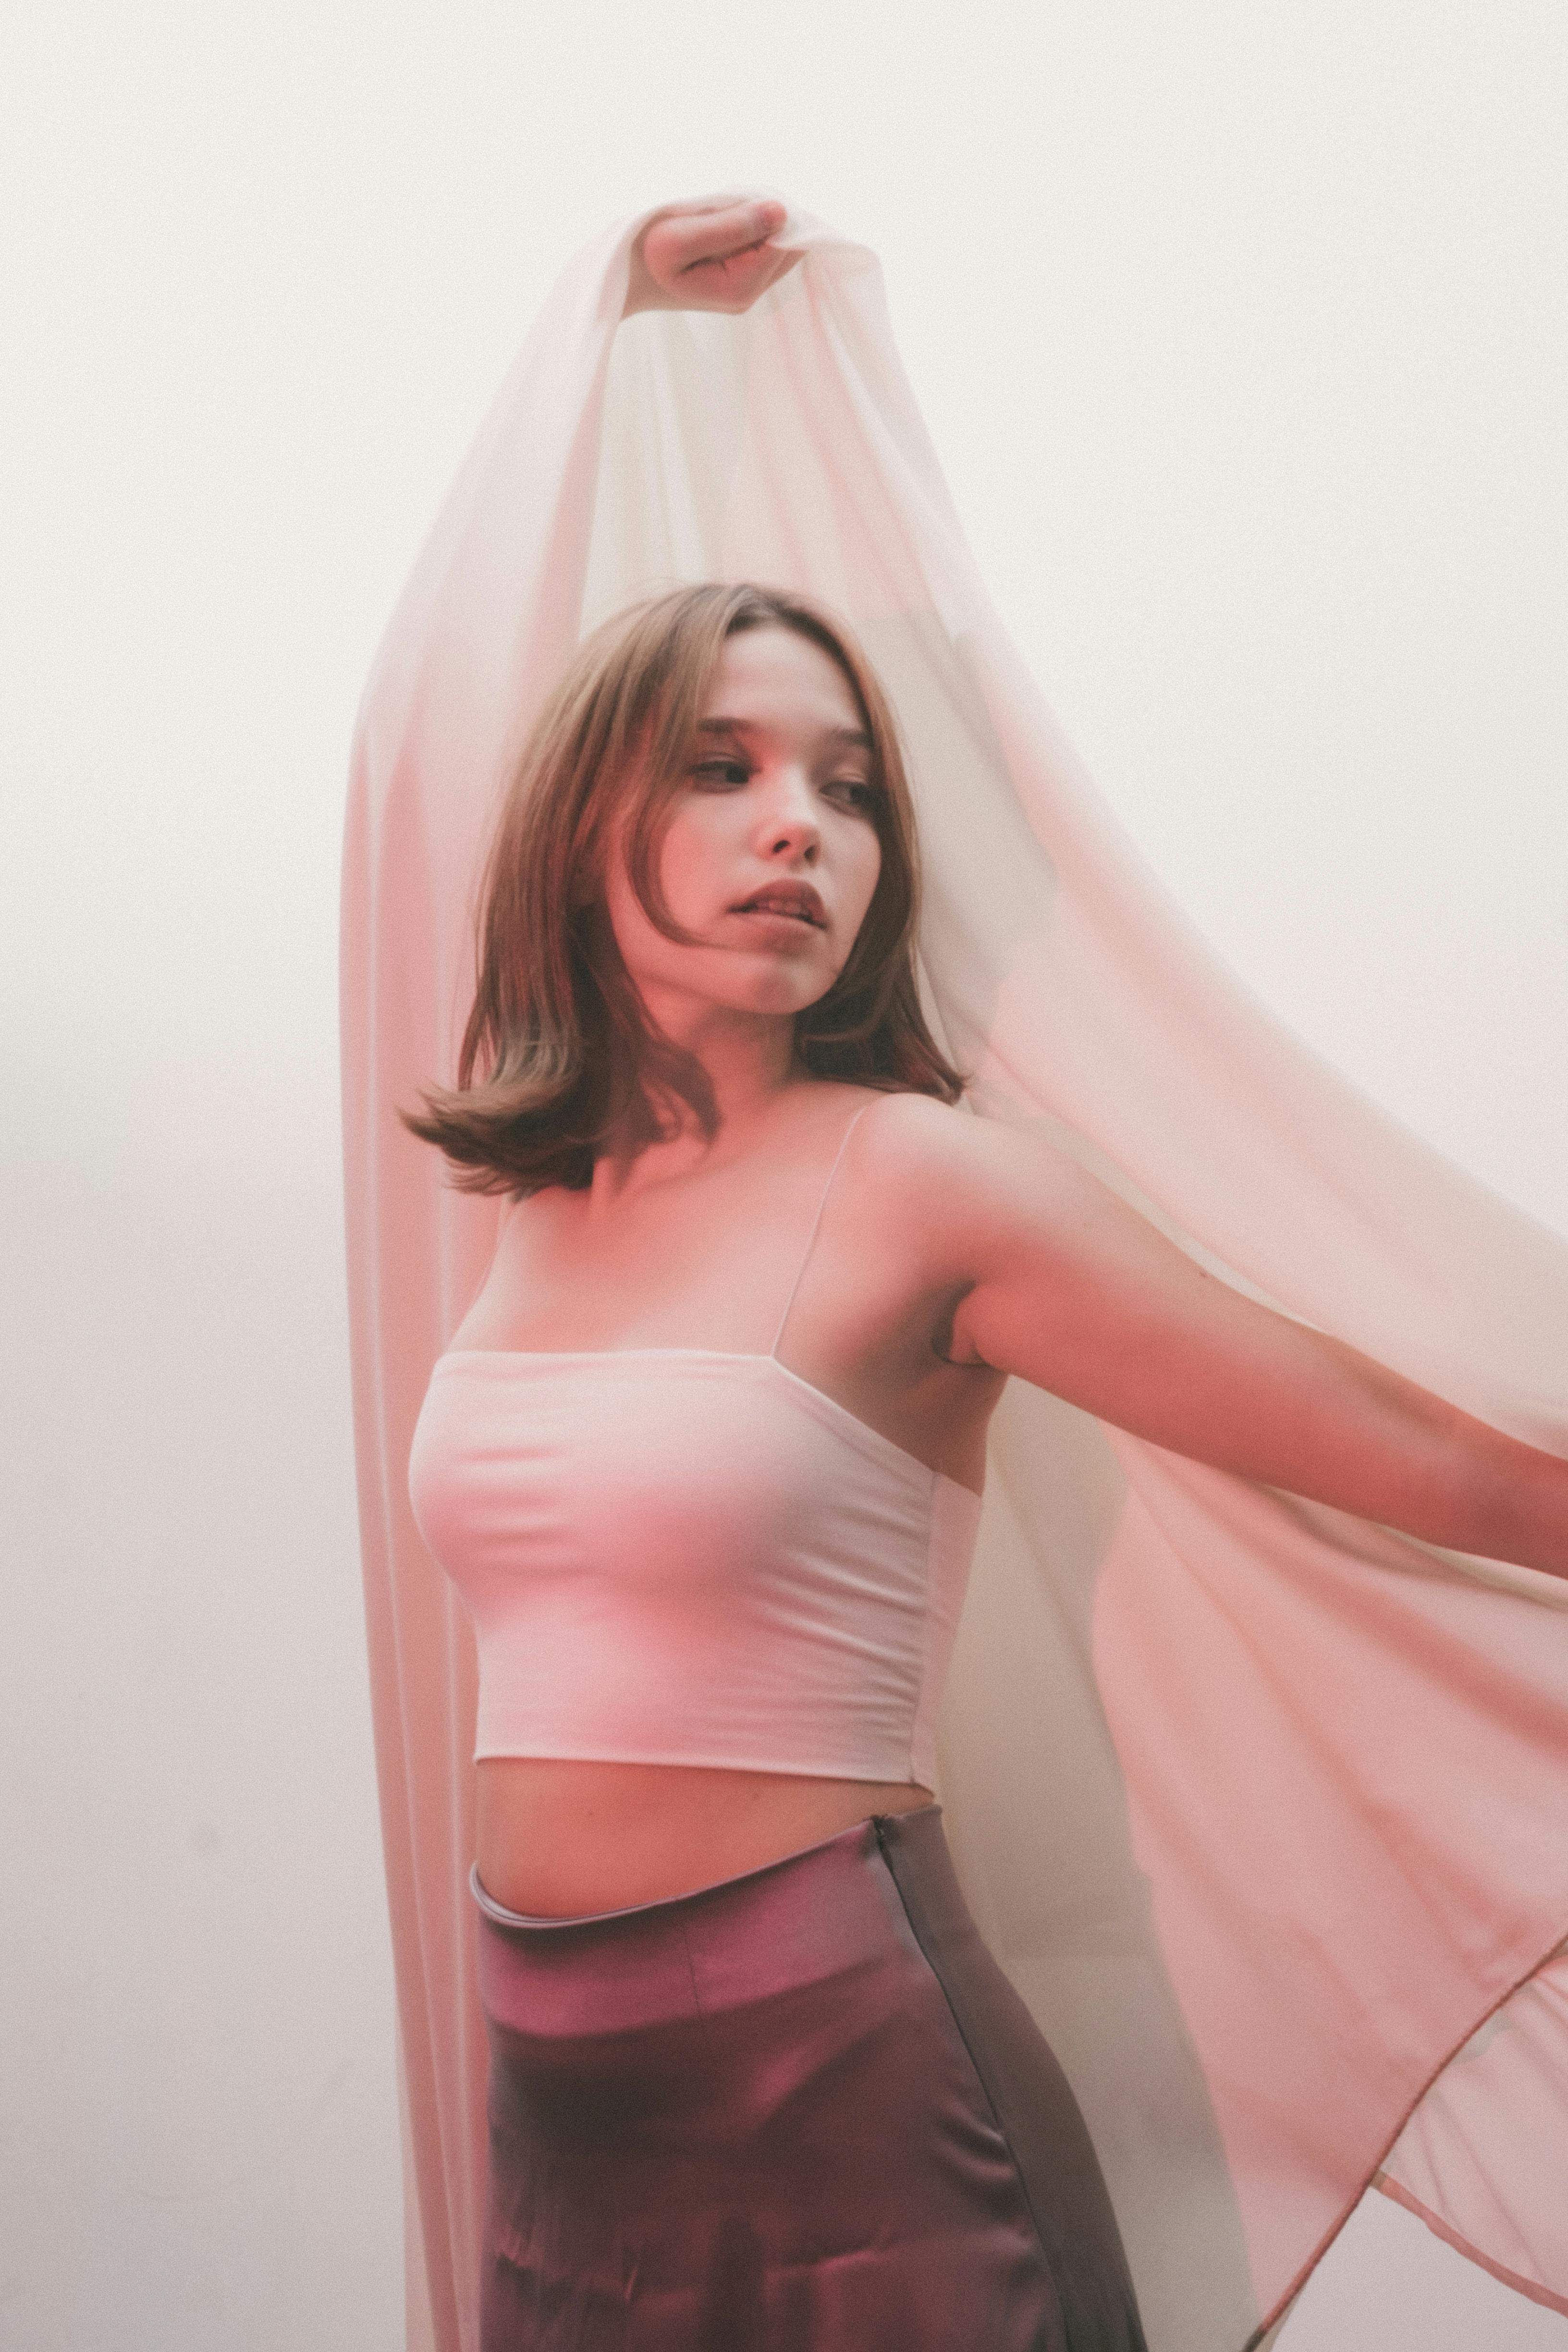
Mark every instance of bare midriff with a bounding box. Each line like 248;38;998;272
475;1757;935;1918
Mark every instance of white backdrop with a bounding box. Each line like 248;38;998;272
2;7;1564;2349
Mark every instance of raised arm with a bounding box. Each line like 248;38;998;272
887;1097;1568;1581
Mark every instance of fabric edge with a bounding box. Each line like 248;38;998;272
1250;1920;1568;2337
1373;2175;1568;2320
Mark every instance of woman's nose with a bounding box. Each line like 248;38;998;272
753;767;821;859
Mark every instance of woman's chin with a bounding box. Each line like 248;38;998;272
708;954;839;1020
629;944;842;1029
735;984;829;1022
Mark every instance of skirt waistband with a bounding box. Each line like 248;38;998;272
469;1801;943;1929
472;1804;945;2035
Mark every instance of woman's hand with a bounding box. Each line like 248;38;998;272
623;195;802;319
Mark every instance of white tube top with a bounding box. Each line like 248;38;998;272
405;1102;984;1782
407;1344;982;1781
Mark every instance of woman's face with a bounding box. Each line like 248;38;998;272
603;625;884;1031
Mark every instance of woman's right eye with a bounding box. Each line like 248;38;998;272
690;758;752;788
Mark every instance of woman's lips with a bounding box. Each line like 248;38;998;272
732;883;827;926
731;904;824;942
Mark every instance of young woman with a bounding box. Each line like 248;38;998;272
401;563;1567;2347
359;199;1568;2350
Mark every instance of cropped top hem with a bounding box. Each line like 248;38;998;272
470;1743;934;1784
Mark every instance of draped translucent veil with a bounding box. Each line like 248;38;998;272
341;205;1568;2352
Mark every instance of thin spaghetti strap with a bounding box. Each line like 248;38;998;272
769;1101;877;1360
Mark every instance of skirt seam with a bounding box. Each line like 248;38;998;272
871;1816;1059;2291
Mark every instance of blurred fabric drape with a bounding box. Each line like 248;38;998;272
341;207;1568;2352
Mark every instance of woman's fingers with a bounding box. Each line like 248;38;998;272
624;196;799;318
655;198;785;274
640;199;789;306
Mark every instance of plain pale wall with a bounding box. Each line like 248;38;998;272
2;6;1563;2349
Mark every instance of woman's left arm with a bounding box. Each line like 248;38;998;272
902;1100;1568;1580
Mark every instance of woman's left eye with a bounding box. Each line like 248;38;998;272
827;779;879;812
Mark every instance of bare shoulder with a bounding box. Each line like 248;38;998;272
847;1089;970;1188
842;1089;1090;1287
851;1090;1076;1214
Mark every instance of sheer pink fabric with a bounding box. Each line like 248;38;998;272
341;207;1568;2352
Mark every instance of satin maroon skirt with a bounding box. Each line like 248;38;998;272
473;1804;1145;2351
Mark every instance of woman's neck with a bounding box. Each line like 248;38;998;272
594;1032;814;1199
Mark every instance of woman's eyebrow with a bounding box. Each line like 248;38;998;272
696;716;873;750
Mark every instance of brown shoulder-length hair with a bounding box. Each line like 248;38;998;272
402;582;967;1196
